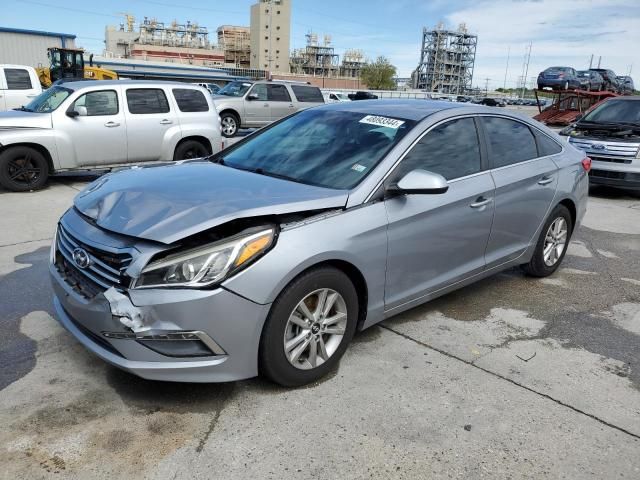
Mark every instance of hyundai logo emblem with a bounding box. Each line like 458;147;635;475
72;248;91;269
592;144;606;150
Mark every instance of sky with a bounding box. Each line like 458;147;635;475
3;0;639;89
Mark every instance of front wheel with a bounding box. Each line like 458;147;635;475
259;267;359;387
0;146;49;192
523;205;572;277
220;112;239;138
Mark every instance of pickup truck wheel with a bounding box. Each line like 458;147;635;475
220;112;239;138
0;146;49;192
173;140;210;160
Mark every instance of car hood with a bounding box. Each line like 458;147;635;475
0;110;52;130
74;161;349;244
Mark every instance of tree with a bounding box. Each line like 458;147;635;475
360;56;397;90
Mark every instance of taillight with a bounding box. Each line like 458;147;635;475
582;157;592;172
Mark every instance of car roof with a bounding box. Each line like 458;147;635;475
55;79;206;90
317;99;467;121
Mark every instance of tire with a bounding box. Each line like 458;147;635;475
259;266;359;387
173;139;210;160
0;146;49;192
220;112;239;138
522;205;573;277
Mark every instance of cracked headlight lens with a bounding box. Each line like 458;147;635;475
133;227;275;289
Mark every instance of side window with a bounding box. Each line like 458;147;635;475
249;84;268;101
291;85;324;103
482;117;537;168
172;88;209;112
126;89;170;114
73;90;118;116
5;68;33;90
534;130;563;156
267;84;291;102
395;117;481;181
330;94;338;100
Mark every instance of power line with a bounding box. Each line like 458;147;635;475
15;0;120;18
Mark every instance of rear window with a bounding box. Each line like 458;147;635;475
534;130;563;157
291;85;324;103
4;68;33;90
172;88;209;112
126;88;170;114
482;117;538;168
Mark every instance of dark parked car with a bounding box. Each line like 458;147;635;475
576;70;604;91
537;67;581;91
348;91;379;101
480;97;505;107
589;68;619;91
616;76;635;94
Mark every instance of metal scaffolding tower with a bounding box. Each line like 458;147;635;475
290;32;340;77
412;23;477;94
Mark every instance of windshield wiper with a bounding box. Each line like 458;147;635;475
13;106;33;112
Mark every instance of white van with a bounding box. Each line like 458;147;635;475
0;65;42;111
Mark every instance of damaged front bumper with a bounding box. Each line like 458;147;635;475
50;261;272;383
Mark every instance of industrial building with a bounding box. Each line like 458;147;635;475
412;23;477;94
217;26;251;68
0;27;76;67
250;0;291;73
104;15;225;67
290;34;365;79
340;49;366;78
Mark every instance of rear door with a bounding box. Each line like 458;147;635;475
480;116;559;268
267;84;295;121
384;116;495;309
124;87;178;162
1;67;40;110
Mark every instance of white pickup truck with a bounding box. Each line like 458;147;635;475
0;79;222;191
0;65;42;111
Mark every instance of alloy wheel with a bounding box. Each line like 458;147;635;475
6;154;42;188
283;288;348;370
543;217;568;266
221;116;237;136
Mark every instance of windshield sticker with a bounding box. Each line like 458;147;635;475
359;115;405;129
351;163;367;173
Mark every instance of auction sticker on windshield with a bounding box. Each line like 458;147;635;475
359;115;405;129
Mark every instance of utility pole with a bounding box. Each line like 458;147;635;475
520;42;532;98
484;77;490;95
503;46;510;91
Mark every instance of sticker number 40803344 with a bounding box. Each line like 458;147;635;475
359;115;405;129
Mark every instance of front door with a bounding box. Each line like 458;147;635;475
54;88;127;167
243;84;270;126
384;117;495;310
479;116;559;268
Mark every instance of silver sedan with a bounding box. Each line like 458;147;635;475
50;100;589;386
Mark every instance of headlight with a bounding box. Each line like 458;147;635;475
133;227;275;289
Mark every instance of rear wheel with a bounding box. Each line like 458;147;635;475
220;112;239;138
0;146;49;192
173;139;210;160
523;205;572;277
259;266;359;387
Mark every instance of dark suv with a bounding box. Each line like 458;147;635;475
537;67;581;90
589;68;619;91
616;76;635;94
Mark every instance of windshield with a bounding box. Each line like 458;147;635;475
217;81;252;97
24;86;73;113
580;100;640;125
220;109;416;189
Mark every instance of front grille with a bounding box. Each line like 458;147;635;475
569;138;639;157
55;223;132;299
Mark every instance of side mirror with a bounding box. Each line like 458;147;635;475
387;169;449;195
246;93;259;101
66;106;87;118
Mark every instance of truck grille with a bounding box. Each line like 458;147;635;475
55;223;132;299
569;138;639;157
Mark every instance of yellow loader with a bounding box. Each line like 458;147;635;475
36;47;117;87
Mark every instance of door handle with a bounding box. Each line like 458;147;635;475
537;176;554;185
159;119;173;125
104;121;120;128
26;94;37;98
470;197;492;208
263;103;269;107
